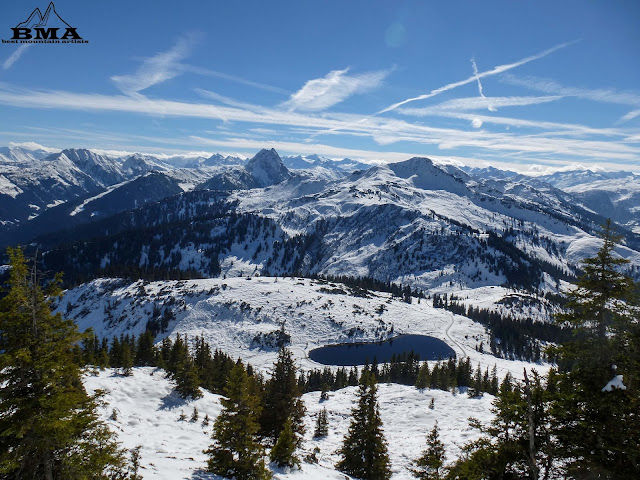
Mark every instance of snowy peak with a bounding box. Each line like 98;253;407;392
48;149;125;186
389;157;469;195
281;153;369;172
122;153;169;176
538;169;636;190
0;145;52;165
246;148;290;187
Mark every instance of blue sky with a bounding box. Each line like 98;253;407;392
1;0;639;172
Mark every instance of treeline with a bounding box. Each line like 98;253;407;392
308;273;425;303
299;353;501;398
79;332;239;399
80;331;501;400
433;292;573;362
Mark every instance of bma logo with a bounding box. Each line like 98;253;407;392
5;2;87;43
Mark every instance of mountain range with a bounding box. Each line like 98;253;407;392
1;144;639;318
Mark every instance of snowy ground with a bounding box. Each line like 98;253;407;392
84;367;496;480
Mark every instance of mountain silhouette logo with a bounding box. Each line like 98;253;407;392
4;2;87;43
17;2;71;29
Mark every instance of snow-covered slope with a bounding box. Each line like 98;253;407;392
84;367;495;480
59;276;538;380
563;175;640;233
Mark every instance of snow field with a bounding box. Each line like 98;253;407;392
84;368;495;480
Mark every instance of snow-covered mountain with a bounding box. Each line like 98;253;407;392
246;148;292;187
2;145;640;301
122;153;172;176
197;148;291;191
282;153;369;172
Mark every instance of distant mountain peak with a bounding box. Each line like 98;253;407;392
246;148;290;187
389;156;469;195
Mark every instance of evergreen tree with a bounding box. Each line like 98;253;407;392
260;347;305;444
174;356;203;399
313;408;329;439
411;422;446;480
135;330;157;366
120;342;134;377
449;224;640;480
270;417;300;468
0;247;128;479
206;363;271;480
552;221;640;479
415;362;430;390
447;370;553;480
336;371;392;480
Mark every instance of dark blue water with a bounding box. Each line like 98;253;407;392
308;334;455;366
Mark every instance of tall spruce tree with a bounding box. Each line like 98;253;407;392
411;422;446;480
260;347;305;445
269;416;300;468
551;221;640;479
448;222;640;480
0;247;128;479
313;408;329;439
447;370;554;480
206;362;271;480
336;371;391;480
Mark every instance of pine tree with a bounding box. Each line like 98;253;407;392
552;221;640;479
174;356;203;399
135;330;157;366
336;371;392;480
0;247;128;479
448;370;553;480
270;416;300;468
313;408;329;438
411;422;446;480
415;362;430;390
120;341;134;377
206;363;271;479
260;347;305;444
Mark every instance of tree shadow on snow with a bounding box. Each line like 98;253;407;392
190;469;225;479
158;390;190;411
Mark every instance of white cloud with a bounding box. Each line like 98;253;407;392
2;44;31;70
618;109;640;124
283;68;391;111
502;74;640;124
111;34;200;95
398;95;563;116
185;65;289;95
0;81;638;165
8;140;58;152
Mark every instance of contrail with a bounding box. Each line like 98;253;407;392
377;40;577;115
310;40;577;139
471;58;485;98
471;57;495;112
3;44;31;70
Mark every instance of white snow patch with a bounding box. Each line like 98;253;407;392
602;375;626;392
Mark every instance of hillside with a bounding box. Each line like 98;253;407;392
84;367;495;480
